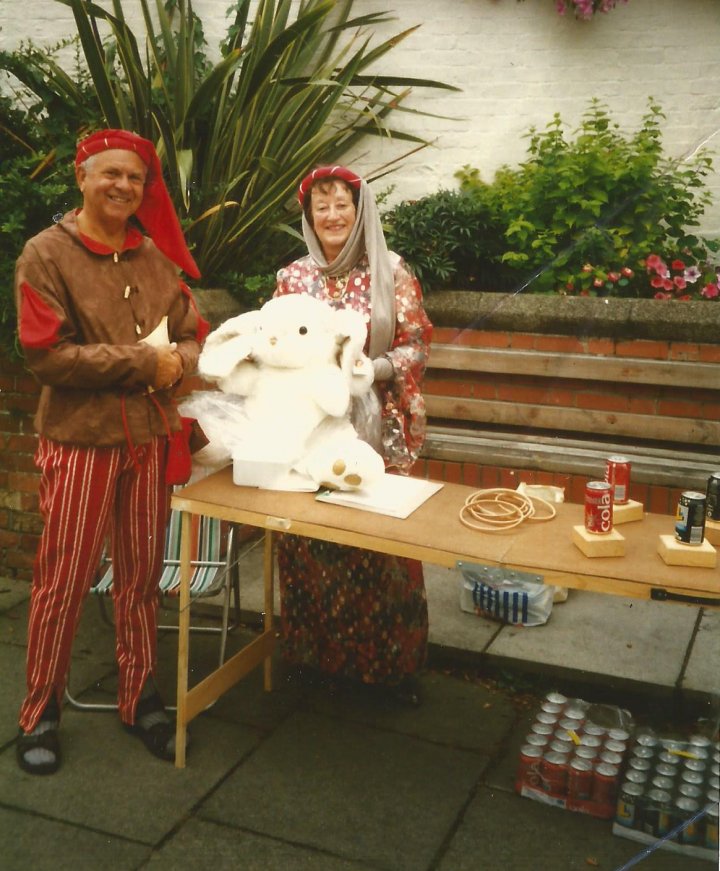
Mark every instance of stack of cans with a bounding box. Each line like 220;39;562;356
615;732;720;852
516;692;631;819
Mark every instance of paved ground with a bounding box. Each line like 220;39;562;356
1;543;718;871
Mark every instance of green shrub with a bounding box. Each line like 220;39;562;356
457;99;718;299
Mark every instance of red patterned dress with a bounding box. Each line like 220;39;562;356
274;252;432;684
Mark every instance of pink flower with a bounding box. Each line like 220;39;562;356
650;276;665;289
662;279;673;291
671;259;686;271
593;278;604;288
646;254;664;271
673;276;687;290
683;266;701;284
701;283;720;299
607;271;620;282
654;291;672;300
621;267;634;278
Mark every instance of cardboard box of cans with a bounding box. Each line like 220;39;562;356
515;692;634;820
612;730;719;862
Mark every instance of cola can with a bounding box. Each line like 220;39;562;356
549;740;573;756
604;739;626;755
600;750;624;767
608;728;630;743
525;733;549;748
535;712;558;726
591;763;620;805
574;746;597;762
516;744;544;790
616;781;644;828
706;472;720;520
675;491;706;545
531;721;554;736
568;758;594;801
558;717;581;731
541;751;569;796
643;788;672;837
544;691;568;707
706;803;719;851
553;729;575;745
580;734;602;750
605;456;631;504
585;481;613;534
541;701;564;715
673;797;700;845
583;723;606;738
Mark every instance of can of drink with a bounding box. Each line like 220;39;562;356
608;728;630;742
629;758;652;773
541;701;563;715
706;803;719;851
606;456;631;504
643;788;672;837
568;758;593;801
657;751;680;767
616;781;644;828
707;789;720;804
554;728;575;744
525;733;549;748
681;770;704;787
591;763;620;805
549;740;573;755
689;734;712;750
675;491;706;545
580;734;603;750
563;704;586;721
558;717;581;731
544;691;568;707
706;472;720;520
600;750;623;767
583;723;606;738
625;769;648;785
585;481;613;534
604;739;627;755
655;763;677;779
650;774;674;793
535;712;558;726
632;746;655;761
683;759;706;775
574;746;597;762
541;751;569;796
677;782;703;800
673;797;700;845
516;744;544;791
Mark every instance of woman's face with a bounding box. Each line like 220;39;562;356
310;180;357;261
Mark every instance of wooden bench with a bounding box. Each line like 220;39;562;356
422;343;720;491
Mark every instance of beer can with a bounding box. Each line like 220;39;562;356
531;721;554;736
706;803;719;851
675;490;706;545
708;775;720;792
689;734;712;749
657;751;680;767
654;763;677;779
568;758;594;801
574;746;597;762
600;750;623;767
707;789;720;804
544;691;568;707
541;701;563;715
585;481;613;534
629;758;652;773
673;797;700;845
605;455;631;504
650;774;674;793
516;744;544;791
525;733;549;748
541;751;569;796
591;763;620;805
608;728;630;742
683;758;706;775
677;782;703;800
681;770;704;787
643;788;672;837
635;733;659;750
706;472;720;520
625;769;649;785
632;745;655;760
615;781;644;828
535;712;558;726
604;739;626;755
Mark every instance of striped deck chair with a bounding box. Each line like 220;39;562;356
65;507;244;712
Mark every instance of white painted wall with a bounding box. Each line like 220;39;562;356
1;0;718;236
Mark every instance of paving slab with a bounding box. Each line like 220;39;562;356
425;564;501;654
0;577;30;613
144;818;374;871
0;806;150;871
682;607;720;697
436;784;710;871
1;709;260;844
200;708;488;871
485;590;695;692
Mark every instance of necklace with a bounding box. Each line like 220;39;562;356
325;272;350;300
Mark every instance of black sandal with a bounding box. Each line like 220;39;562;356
16;726;62;775
123;691;184;762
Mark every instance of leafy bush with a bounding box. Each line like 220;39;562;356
456;99;719;300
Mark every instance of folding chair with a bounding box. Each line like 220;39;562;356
65;508;247;711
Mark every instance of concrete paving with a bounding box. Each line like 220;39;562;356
1;547;718;871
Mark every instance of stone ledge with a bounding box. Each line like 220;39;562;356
424;291;719;344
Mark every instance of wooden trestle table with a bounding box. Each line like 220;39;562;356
171;467;719;767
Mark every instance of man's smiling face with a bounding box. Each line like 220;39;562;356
76;149;147;230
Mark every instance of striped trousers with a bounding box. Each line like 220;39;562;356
19;436;168;732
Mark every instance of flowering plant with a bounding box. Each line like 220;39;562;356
645;254;720;301
555;0;628;19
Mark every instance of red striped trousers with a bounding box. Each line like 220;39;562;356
19;436;168;732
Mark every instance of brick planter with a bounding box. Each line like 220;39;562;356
1;290;718;580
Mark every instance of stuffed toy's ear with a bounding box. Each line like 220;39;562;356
199;333;256;382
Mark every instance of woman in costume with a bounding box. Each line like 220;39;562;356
274;165;432;704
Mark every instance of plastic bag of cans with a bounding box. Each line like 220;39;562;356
612;729;720;861
515;692;634;820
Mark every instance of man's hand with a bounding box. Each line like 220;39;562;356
153;348;183;391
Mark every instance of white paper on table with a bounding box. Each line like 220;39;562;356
316;474;443;519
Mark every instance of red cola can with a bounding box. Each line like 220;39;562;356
591;762;620;805
585;481;613;534
516;744;543;791
605;455;631;504
568;758;593;801
541;751;569;796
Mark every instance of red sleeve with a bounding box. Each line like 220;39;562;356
18;282;62;350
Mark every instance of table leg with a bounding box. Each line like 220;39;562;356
263;530;274;691
174;510;192;768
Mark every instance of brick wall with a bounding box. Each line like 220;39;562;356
413;326;720;518
1;0;719;237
